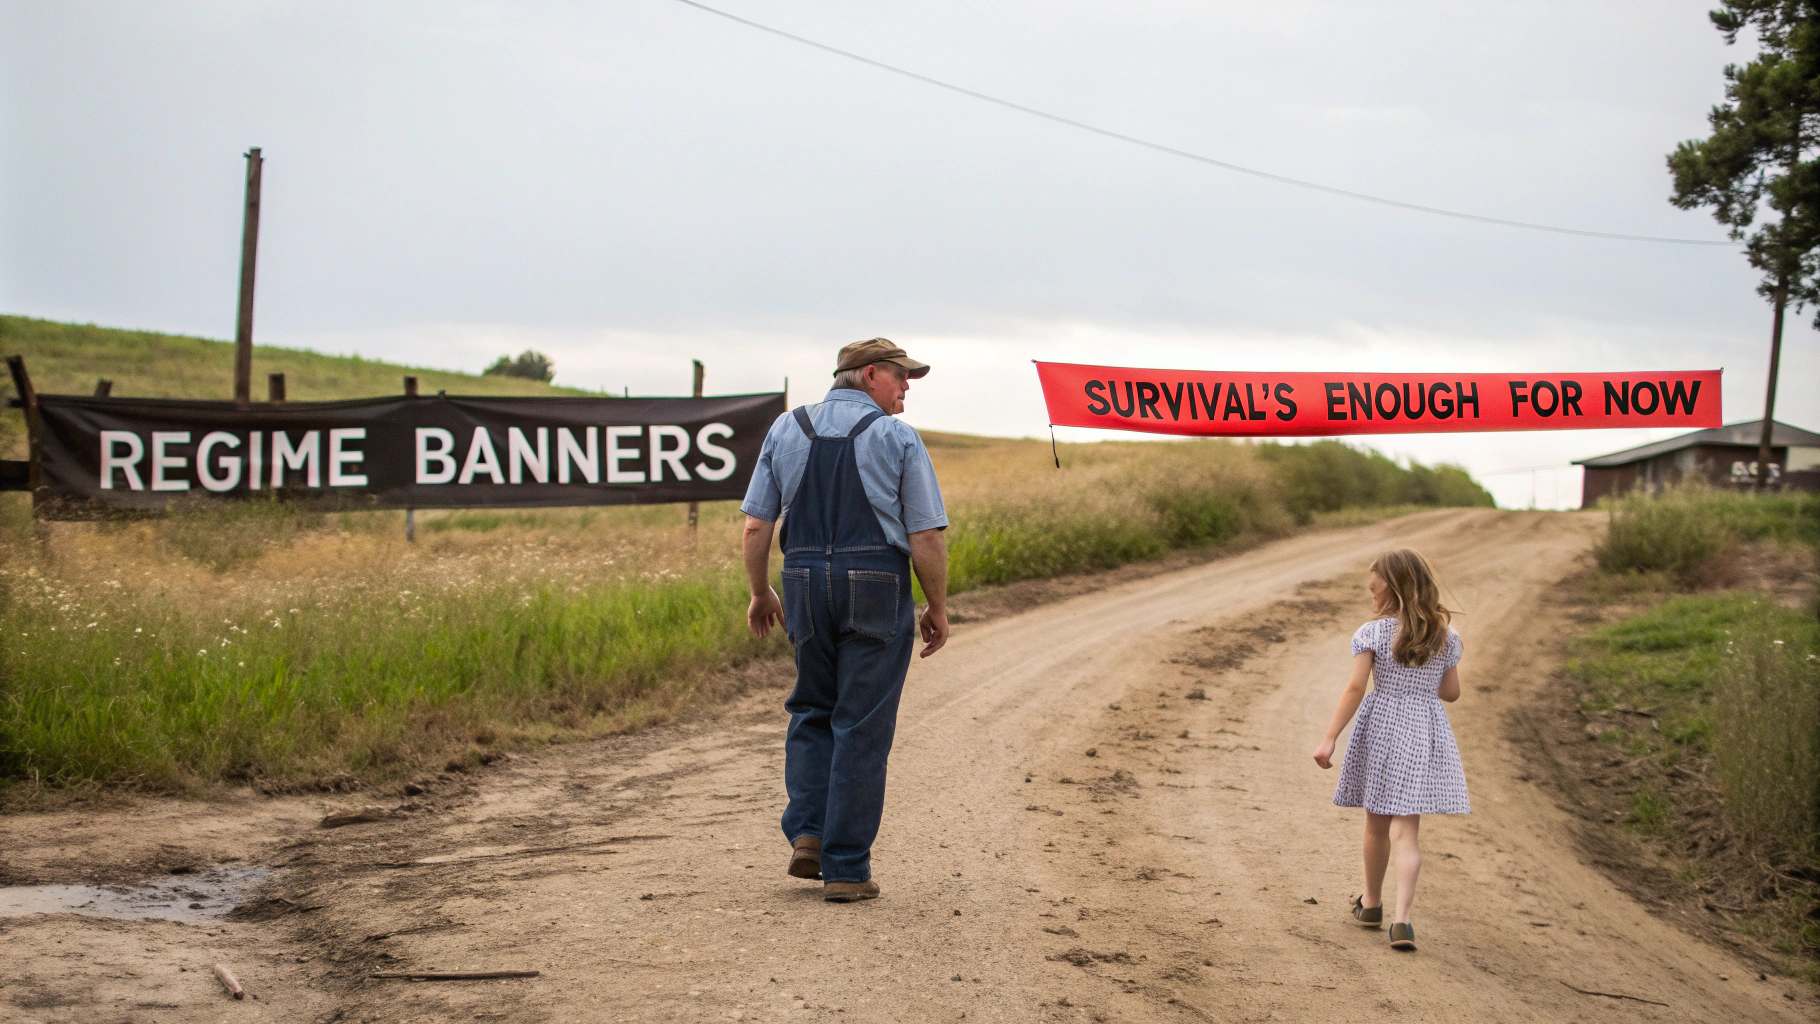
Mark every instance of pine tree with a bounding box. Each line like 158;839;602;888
1669;1;1820;488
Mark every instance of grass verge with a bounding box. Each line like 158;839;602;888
1;560;783;792
1564;488;1819;980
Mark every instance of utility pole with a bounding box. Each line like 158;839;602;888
688;359;705;531
1758;272;1787;491
233;147;263;409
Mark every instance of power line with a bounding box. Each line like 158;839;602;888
1478;462;1579;476
670;0;1734;247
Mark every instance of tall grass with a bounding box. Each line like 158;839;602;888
0;547;777;788
933;435;1475;592
1594;486;1820;583
0;429;1491;790
1713;619;1820;858
1578;487;1820;976
939;439;1288;591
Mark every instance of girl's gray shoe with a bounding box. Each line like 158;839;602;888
1389;922;1416;950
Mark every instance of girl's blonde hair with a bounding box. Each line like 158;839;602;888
1370;548;1452;667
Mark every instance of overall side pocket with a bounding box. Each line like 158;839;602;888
780;567;814;648
845;569;901;642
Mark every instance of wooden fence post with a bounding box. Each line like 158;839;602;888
404;375;418;542
267;372;285;404
5;355;43;500
688;360;704;531
93;379;112;397
233;147;263;409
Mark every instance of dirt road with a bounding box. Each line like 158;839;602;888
5;508;1816;1022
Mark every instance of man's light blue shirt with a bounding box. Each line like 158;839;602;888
739;389;948;554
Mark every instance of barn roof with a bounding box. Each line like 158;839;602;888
1574;419;1820;468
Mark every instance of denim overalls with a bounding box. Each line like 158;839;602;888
777;406;918;883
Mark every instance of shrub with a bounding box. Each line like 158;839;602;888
1149;489;1245;547
484;350;556;382
1594;486;1819;583
1254;441;1492;523
1399;463;1498;508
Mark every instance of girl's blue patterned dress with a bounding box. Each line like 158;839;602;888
1333;617;1471;815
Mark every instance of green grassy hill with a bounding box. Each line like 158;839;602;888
0;314;593;458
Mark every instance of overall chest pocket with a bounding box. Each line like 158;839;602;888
845;570;901;642
780;567;814;647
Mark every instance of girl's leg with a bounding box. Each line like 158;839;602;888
1362;812;1392;908
1389;814;1422;924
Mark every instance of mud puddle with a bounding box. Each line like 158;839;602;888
0;865;272;922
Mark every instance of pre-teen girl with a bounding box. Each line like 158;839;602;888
1312;548;1467;951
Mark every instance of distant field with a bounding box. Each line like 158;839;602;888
0;314;590;460
0;315;1495;795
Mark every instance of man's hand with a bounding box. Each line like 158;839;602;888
742;515;781;640
748;588;783;639
918;603;949;658
908;527;949;658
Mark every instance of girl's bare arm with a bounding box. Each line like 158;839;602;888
1437;665;1461;703
1312;651;1375;769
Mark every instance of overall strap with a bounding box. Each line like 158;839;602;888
791;406;819;440
846;409;887;439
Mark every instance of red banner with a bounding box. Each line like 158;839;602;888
1034;362;1722;437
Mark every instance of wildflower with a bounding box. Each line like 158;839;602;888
135;628;142;633
238;661;245;667
198;649;208;656
87;622;97;628
1772;640;1785;646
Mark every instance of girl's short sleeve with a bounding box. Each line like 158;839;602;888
1351;621;1378;658
1439;629;1463;670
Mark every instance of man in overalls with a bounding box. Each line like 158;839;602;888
740;338;950;902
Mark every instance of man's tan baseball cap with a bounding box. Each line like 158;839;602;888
834;338;929;378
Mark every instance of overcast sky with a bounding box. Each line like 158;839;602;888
3;1;1813;508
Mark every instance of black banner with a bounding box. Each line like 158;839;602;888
30;392;786;518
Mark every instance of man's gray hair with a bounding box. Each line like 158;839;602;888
832;360;907;392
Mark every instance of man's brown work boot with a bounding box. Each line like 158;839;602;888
822;880;880;903
788;836;822;879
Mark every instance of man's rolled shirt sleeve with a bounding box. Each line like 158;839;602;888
899;432;948;534
740;434;783;522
